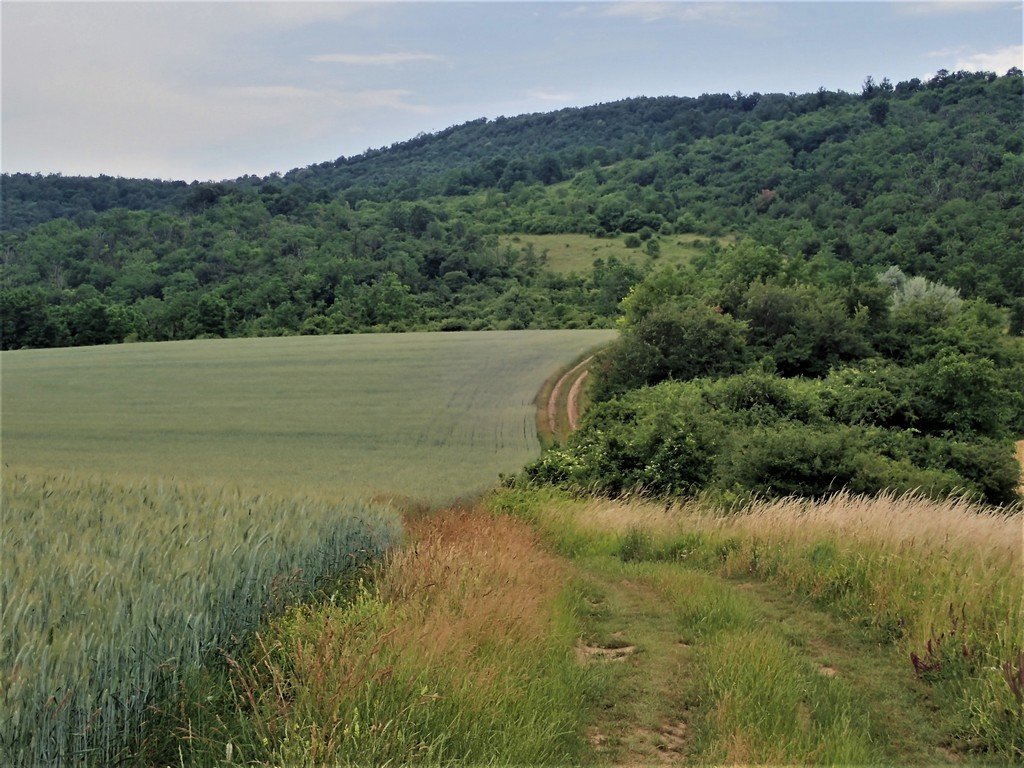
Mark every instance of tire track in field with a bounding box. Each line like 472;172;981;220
567;369;590;431
547;357;594;439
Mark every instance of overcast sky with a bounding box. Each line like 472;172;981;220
2;1;1021;182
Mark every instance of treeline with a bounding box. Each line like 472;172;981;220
1;69;1021;350
0;175;191;231
499;70;1023;305
0;198;642;348
526;242;1024;505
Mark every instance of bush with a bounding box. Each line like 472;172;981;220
592;304;749;400
528;373;1022;505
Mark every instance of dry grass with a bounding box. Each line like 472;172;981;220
560;491;1022;646
381;512;570;657
1017;440;1024;492
184;509;587;765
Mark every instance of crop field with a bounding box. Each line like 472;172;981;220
1;329;615;501
500;232;730;274
0;329;613;764
1;470;399;764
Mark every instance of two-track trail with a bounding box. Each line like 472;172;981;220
572;556;966;766
546;356;595;440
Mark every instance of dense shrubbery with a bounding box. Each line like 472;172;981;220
528;371;1020;504
527;240;1024;504
524;370;1019;505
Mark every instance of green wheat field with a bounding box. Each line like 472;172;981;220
1;329;614;500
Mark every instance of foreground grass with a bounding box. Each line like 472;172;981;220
493;486;1024;763
0;330;614;501
167;510;590;765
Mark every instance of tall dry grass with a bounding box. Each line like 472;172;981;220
177;510;589;765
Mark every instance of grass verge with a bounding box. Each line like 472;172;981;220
164;509;591;765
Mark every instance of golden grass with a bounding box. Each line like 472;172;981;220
511;486;1021;650
202;509;585;765
1017;440;1024;492
381;511;571;662
570;490;1020;571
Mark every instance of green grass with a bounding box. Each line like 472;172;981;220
1;329;614;501
165;511;591;766
491;486;1024;764
500;232;728;274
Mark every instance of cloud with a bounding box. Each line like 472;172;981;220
895;1;1008;16
951;44;1024;72
308;52;446;66
926;44;1023;73
597;2;776;26
526;89;576;102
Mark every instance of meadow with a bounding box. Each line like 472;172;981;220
1;329;614;501
499;232;727;274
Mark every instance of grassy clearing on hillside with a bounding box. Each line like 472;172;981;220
169;511;590;765
500;232;728;274
493;487;1024;762
0;470;399;765
1;330;614;500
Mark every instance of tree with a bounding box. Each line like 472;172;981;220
0;288;65;349
593;303;750;398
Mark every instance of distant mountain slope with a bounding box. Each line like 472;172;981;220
1;69;1021;349
1;90;859;230
1;174;192;231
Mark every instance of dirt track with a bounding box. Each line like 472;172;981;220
566;369;590;431
547;357;594;438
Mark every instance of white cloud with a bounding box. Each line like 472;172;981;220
925;44;1023;73
308;52;446;66
951;44;1024;72
895;1;1008;17
598;2;775;26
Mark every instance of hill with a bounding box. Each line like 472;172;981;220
2;69;1022;351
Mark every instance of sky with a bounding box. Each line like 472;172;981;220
2;1;1021;182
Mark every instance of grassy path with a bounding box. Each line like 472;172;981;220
574;555;971;766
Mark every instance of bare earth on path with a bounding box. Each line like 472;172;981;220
546;356;594;439
567;369;590;431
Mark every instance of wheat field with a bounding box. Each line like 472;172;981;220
1;330;615;500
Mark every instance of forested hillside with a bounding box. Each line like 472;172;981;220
1;69;1021;349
